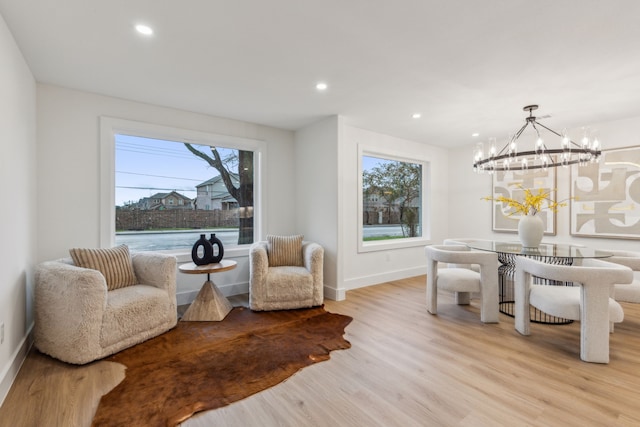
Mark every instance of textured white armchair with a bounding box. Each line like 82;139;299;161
603;249;640;303
34;248;177;364
514;257;632;363
425;244;499;323
249;236;324;311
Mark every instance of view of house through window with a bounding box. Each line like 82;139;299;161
115;134;254;251
362;155;422;241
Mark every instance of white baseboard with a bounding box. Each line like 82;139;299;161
177;282;347;304
0;324;33;407
176;267;424;305
324;285;346;301
343;266;426;291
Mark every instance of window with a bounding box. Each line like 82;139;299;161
101;118;263;253
358;148;429;252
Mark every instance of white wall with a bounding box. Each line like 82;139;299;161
448;115;640;251
36;84;297;302
295;116;341;298
296;119;452;297
339;125;450;292
447;144;495;240
0;14;37;403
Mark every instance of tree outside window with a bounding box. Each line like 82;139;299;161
114;134;254;251
362;156;422;241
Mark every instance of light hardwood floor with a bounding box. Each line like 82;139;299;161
1;275;639;427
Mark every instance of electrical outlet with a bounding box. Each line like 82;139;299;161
1;322;4;344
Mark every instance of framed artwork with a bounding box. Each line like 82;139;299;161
491;169;557;235
570;145;640;239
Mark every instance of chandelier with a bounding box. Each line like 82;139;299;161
472;105;602;173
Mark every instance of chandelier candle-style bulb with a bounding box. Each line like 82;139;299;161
541;155;549;171
592;137;600;154
535;137;544;156
475;142;484;160
509;139;518;157
561;130;570;151
472;105;602;172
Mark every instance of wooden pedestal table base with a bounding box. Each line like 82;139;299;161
178;260;237;321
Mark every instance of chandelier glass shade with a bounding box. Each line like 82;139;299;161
472;105;602;173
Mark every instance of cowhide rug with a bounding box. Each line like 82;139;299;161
91;306;352;427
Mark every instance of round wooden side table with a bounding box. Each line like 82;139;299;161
178;259;237;321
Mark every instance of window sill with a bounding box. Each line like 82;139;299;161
358;237;431;253
158;245;251;263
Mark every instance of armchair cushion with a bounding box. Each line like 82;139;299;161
267;234;304;267
265;266;314;303
529;285;625;323
69;244;137;291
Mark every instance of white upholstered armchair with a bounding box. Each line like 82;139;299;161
603;249;640;303
514;257;633;363
249;235;324;311
425;244;499;323
34;247;177;364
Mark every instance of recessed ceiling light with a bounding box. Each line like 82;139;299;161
315;82;328;91
412;113;422;119
135;24;153;36
472;133;480;137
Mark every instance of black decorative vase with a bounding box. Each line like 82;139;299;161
209;233;224;263
191;234;214;265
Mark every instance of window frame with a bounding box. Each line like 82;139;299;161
357;144;431;253
100;117;265;257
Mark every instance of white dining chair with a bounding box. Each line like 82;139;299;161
514;257;633;363
602;249;640;303
425;244;499;323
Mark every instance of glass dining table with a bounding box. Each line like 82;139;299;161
465;241;612;324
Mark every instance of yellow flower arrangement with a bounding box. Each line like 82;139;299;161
483;185;569;216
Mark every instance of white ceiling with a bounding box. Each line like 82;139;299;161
2;0;640;148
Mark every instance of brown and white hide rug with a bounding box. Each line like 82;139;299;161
91;306;352;427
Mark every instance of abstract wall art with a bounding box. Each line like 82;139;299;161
491;168;557;235
570;145;640;239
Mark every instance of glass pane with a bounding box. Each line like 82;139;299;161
115;134;254;251
362;155;422;241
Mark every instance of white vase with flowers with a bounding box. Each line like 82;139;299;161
484;185;569;248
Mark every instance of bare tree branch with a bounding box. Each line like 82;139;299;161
184;143;254;244
184;143;239;200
